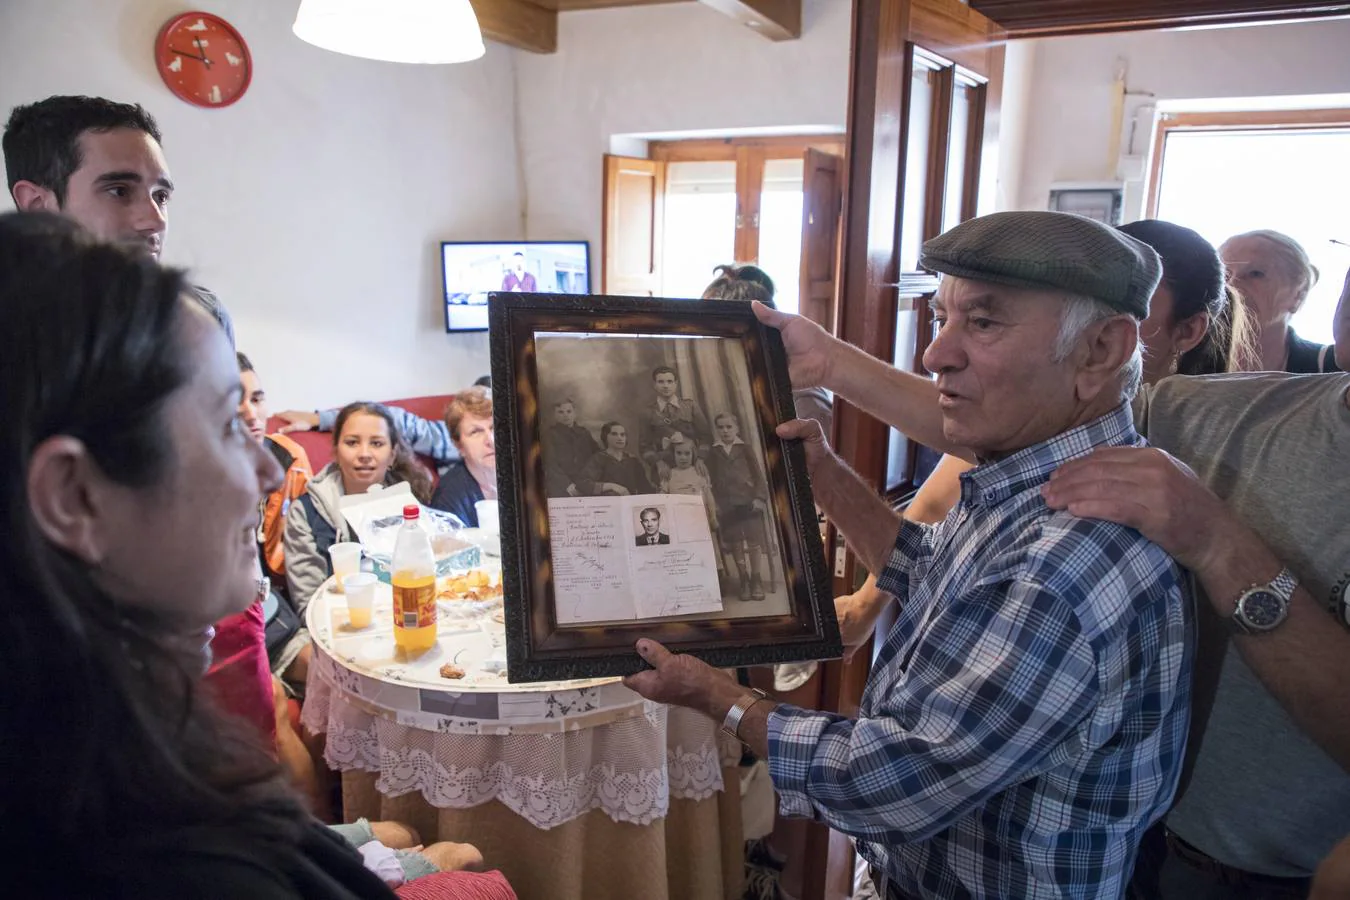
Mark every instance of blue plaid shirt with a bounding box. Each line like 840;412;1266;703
768;404;1193;899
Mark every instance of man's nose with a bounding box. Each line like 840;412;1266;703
134;194;167;234
922;323;962;374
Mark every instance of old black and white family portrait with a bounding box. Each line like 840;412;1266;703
536;332;790;618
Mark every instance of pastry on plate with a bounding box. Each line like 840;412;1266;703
436;570;503;603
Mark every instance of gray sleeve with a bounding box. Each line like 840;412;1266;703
1132;381;1157;438
283;498;327;615
389;407;459;463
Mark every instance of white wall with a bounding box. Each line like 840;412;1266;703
1013;19;1350;217
0;0;521;410
513;0;852;249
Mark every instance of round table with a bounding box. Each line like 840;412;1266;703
302;575;745;900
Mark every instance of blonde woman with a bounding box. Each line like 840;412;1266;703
1221;229;1340;373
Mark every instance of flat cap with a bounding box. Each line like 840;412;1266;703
920;211;1162;319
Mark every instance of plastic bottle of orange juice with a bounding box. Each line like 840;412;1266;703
392;504;438;654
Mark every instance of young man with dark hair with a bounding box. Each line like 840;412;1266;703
3;94;233;341
639;365;712;479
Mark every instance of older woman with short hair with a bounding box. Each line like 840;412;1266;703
429;386;497;527
1221;229;1340;373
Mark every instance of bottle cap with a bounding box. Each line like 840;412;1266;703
403;504;420;520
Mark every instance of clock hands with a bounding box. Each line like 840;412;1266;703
170;46;211;66
170;37;214;68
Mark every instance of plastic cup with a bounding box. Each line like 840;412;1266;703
328;542;363;593
475;499;500;535
342;572;378;629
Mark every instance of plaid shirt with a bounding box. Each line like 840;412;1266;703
767;404;1193;899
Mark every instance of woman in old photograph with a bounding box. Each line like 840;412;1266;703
576;421;657;496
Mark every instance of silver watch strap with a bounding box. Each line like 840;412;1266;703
1269;567;1298;600
721;688;768;739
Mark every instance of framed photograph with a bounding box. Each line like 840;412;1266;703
489;292;840;683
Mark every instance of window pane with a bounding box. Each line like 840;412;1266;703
1156;128;1350;344
943;85;973;232
661;160;737;300
885;307;920;490
899;65;935;272
758;157;806;315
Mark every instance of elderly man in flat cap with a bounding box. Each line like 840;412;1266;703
798;249;1350;897
622;212;1195;900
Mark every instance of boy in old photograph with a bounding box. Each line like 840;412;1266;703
635;507;671;546
543;397;601;498
638;366;711;478
707;412;771;601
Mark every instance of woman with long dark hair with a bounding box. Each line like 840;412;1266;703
279;402;433;684
0;212;392;897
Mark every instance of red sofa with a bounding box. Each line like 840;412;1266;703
266;394;454;477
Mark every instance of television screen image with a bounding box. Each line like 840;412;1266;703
443;241;590;332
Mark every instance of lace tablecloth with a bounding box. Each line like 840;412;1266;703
302;578;741;830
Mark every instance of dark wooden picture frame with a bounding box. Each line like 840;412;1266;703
489;292;840;683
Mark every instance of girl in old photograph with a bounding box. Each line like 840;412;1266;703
660;437;718;531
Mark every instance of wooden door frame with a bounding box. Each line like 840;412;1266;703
969;0;1350;38
804;3;914;898
803;2;1003;897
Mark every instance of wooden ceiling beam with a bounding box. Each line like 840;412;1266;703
969;0;1350;38
469;0;558;53
696;0;802;40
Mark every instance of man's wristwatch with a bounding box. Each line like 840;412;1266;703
1229;568;1298;634
721;688;768;740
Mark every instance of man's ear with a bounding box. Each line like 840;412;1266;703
1074;315;1138;402
26;436;113;566
11;180;60;212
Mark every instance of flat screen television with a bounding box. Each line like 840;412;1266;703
442;240;591;332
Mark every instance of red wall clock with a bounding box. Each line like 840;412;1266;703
154;12;253;108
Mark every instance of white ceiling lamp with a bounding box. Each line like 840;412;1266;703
293;0;485;65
